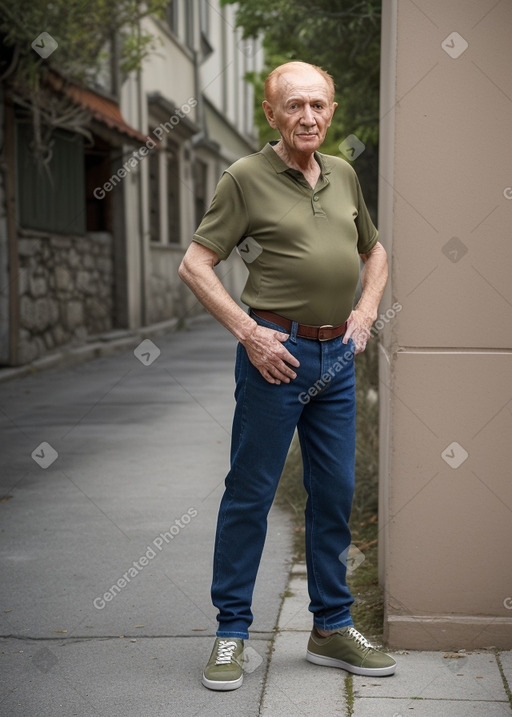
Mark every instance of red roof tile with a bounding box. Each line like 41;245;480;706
47;72;148;144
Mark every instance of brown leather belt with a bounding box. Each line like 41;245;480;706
251;310;347;342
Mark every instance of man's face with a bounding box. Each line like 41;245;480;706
262;68;337;157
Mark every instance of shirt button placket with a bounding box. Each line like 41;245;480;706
312;193;323;215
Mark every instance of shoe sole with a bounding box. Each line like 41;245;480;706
201;673;243;691
306;650;396;677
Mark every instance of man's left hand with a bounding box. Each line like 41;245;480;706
342;308;374;354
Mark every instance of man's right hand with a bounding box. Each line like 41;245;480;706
178;244;299;384
242;325;300;385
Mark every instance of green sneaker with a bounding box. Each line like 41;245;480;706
202;638;244;691
306;626;396;676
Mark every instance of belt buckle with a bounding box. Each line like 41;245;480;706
318;324;334;341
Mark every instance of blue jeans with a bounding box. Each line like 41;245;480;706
212;312;357;639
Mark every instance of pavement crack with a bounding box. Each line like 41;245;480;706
258;562;294;717
494;650;512;710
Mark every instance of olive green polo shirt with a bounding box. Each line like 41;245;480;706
192;142;378;326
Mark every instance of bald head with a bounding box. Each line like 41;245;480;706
264;62;335;104
262;60;338;160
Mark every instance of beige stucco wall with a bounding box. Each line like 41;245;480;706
379;0;512;649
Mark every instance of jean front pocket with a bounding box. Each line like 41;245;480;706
250;312;288;337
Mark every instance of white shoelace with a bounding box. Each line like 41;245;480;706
215;640;239;665
346;627;375;651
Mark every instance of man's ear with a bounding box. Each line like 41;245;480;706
328;101;338;127
262;100;278;129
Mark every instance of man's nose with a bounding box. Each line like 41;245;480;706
301;105;316;125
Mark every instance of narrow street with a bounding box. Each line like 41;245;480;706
0;315;293;717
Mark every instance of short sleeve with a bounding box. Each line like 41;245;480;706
354;176;379;254
192;171;250;261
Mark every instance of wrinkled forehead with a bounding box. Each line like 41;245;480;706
274;70;332;102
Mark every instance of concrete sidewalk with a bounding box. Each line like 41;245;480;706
0;315;292;717
262;567;512;716
1;314;511;716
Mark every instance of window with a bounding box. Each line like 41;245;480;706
199;0;213;57
220;6;229;114
16;121;85;234
185;0;194;49
85;139;112;232
166;144;181;243
200;0;210;36
166;0;178;34
166;0;194;50
193;159;207;230
148;142;161;242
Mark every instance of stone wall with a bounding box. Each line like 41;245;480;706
17;232;114;364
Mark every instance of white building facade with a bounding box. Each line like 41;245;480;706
120;0;260;329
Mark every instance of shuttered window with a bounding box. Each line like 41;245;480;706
194;159;207;230
16;121;85;235
166;144;181;244
148;145;161;242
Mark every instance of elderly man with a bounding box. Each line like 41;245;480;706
179;61;396;691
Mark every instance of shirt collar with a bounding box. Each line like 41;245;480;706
261;141;331;177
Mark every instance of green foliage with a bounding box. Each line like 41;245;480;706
221;0;381;216
0;0;168;165
0;0;168;88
